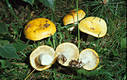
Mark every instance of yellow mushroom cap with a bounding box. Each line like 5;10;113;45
30;45;57;71
24;18;56;41
79;17;107;38
63;9;86;25
55;42;79;66
79;48;99;70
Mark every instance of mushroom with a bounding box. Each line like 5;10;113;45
63;9;86;31
24;18;56;41
79;17;107;38
55;42;79;66
78;48;99;70
30;45;57;71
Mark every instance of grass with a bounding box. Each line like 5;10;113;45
0;0;126;80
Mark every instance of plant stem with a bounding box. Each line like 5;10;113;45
24;69;36;80
76;0;80;48
52;34;56;49
51;10;56;49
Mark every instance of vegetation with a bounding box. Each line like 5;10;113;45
0;0;126;80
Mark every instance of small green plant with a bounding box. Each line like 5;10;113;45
0;23;19;59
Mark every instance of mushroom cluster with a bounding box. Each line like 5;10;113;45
29;42;99;71
55;43;99;70
63;9;107;38
24;9;107;72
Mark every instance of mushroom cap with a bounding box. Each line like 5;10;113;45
55;42;79;66
79;17;107;38
79;48;99;70
63;9;86;25
30;45;57;71
24;18;56;41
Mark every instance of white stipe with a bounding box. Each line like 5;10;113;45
39;54;53;65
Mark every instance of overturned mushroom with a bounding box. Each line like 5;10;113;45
30;45;57;71
24;18;56;41
78;48;99;70
55;42;79;66
79;17;107;38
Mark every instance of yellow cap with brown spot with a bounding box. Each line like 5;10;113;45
79;17;107;38
24;18;56;41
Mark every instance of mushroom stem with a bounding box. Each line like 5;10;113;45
67;26;75;31
39;54;53;66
